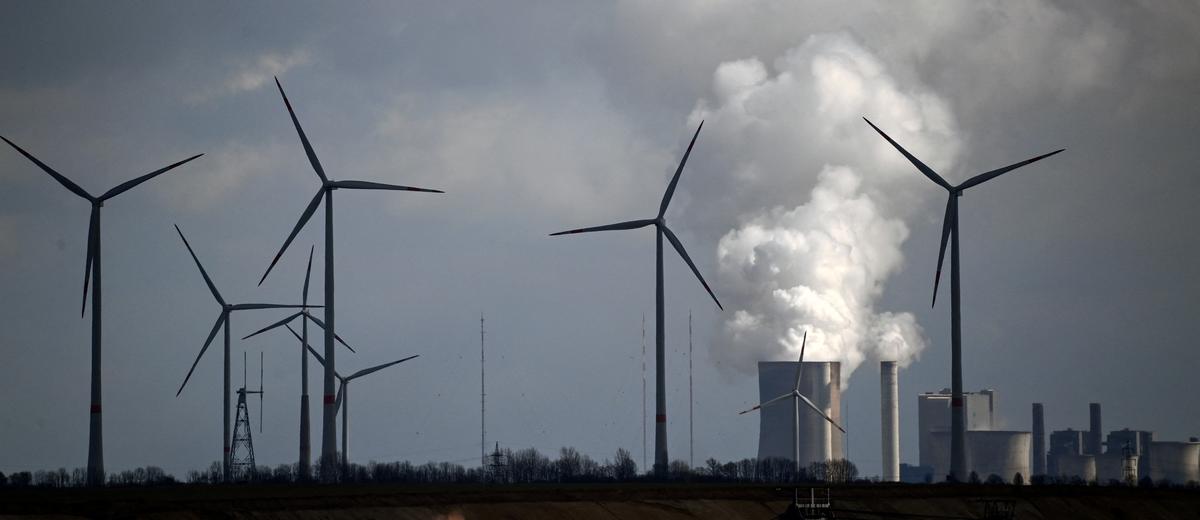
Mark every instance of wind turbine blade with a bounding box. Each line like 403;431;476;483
231;303;317;311
347;354;419;380
932;196;953;307
798;392;846;433
303;314;356;353
241;311;303;340
0;136;94;201
177;314;226;396
331;180;443;193
302;245;314;306
81;207;98;317
99;153;203;200
658;121;704;218
737;392;792;415
334;381;345;415
287;324;325;365
793;331;807;392
259;188;324;286
275;76;327;183
956;149;1065;191
662;225;722;310
863;118;951;190
548;219;655;236
174;224;224;306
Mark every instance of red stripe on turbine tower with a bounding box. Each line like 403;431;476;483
89;404;101;413
951;397;963;406
656;414;666;423
324;395;335;404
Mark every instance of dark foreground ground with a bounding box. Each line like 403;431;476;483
2;482;1199;519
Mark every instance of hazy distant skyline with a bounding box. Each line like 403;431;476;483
2;1;1198;479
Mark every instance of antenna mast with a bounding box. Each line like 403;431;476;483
481;313;486;471
641;312;647;472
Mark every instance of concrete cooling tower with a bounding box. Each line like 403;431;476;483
756;361;843;468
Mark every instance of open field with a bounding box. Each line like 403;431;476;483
2;483;1199;519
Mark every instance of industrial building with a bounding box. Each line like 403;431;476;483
916;388;996;480
756;361;843;468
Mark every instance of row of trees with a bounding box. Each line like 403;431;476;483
0;466;175;488
13;448;1196;488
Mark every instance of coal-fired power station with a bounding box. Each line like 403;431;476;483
756;361;843;467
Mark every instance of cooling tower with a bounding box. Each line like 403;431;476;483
931;430;1030;483
880;361;899;482
1147;441;1200;484
1032;403;1045;476
1055;453;1097;482
757;361;843;468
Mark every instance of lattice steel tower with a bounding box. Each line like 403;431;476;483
230;352;263;481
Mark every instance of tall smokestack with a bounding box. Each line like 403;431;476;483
880;361;899;482
1088;403;1103;455
1032;403;1045;476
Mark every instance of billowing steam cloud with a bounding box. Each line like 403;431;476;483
687;33;962;382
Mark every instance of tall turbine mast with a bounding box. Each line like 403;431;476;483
863;117;1062;481
642;313;647;472
259;77;442;481
1;136;201;486
551;122;720;478
688;310;694;470
481;313;486;470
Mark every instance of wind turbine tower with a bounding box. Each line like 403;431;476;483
551;122;721;478
174;225;314;482
863;117;1062;481
0;136;201;486
739;332;845;474
258;77;442;481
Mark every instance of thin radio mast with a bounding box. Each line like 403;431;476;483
475;309;480;468
641;312;647;472
688;310;693;470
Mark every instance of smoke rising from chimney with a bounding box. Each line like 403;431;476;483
687;32;962;383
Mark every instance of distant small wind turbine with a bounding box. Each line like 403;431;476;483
0;135;201;486
863;117;1062;481
550;121;721;478
287;324;417;475
173;224;316;483
241;245;354;480
739;331;844;474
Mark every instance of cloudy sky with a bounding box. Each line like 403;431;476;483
1;1;1198;479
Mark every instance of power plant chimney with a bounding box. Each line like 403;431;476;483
880;361;899;482
1088;403;1103;455
1032;403;1045;476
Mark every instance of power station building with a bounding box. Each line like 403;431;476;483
917;388;997;477
756;361;843;468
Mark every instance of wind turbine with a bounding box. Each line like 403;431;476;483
240;245;355;481
863;117;1063;482
738;331;844;474
286;325;418;476
550;121;721;478
257;77;442;480
0;136;201;486
173;224;317;483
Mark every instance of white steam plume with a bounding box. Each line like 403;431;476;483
687;33;961;383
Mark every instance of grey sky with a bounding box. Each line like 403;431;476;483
1;1;1198;479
